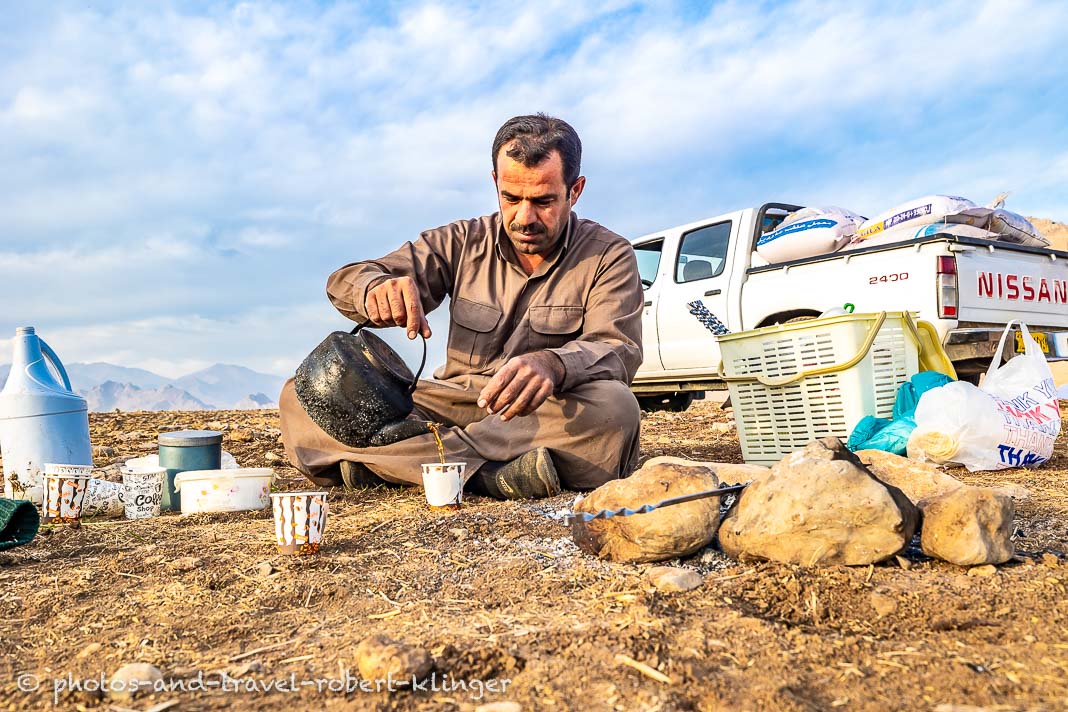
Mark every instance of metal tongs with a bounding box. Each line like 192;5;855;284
559;482;749;526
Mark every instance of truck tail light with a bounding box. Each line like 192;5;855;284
936;255;958;319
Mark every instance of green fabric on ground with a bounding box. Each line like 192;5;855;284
0;498;40;551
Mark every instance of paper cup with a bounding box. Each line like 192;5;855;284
421;462;466;509
42;464;93;524
271;492;329;555
82;478;126;518
123;466;165;519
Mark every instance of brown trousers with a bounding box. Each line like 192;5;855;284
278;374;641;491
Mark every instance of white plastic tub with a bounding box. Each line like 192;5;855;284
172;468;275;514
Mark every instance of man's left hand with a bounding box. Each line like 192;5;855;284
477;351;565;422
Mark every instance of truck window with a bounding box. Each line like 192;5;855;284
675;221;731;282
633;239;664;288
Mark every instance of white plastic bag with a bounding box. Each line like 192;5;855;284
907;322;1061;471
756;206;864;263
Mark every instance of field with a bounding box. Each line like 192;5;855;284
1;399;1067;712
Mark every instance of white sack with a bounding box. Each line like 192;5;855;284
854;195;977;242
756;206;864;263
908;322;1061;471
842;222;1001;251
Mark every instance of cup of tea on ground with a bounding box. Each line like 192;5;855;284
123;466;165;520
42;464;93;524
421;462;466;509
271;491;329;555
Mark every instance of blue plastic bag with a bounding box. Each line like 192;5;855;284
847;372;953;455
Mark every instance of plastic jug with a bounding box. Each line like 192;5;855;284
0;327;92;503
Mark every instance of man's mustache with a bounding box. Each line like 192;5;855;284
509;222;545;235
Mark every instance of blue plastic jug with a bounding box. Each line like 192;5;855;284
0;327;92;503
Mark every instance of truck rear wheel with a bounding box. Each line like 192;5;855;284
637;392;695;412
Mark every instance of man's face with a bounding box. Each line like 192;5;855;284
494;144;585;257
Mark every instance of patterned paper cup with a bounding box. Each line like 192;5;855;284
42;464;93;524
82;478;126;518
123;466;165;520
271;491;329;555
421;462;466;509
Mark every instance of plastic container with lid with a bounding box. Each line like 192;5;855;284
158;430;222;512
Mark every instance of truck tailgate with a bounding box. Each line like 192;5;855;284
955;241;1068;329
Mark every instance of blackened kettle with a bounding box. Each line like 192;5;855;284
294;323;427;447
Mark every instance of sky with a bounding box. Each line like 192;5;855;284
3;0;1067;379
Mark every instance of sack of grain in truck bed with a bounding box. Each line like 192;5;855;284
756;206;864;263
853;195;977;243
933;206;1049;247
843;222;1001;251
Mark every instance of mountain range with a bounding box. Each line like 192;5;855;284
0;362;285;412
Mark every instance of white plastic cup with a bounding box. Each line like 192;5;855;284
42;464;93;524
421;462;466;509
271;491;329;555
123;466;165;519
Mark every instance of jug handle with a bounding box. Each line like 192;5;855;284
39;339;74;392
350;322;427;395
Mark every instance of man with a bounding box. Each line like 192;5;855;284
279;113;643;499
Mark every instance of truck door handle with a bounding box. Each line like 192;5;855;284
643;301;653;307
704;289;721;296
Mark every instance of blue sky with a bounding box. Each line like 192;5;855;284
3;0;1067;379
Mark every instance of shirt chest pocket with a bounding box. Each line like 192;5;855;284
450;297;503;368
529;305;584;351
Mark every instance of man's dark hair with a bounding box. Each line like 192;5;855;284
492;113;582;188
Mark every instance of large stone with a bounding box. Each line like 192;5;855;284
919;486;1015;566
356;635;433;686
572;462;722;563
855;449;964;504
640;456;769;484
109;663;163;700
719;438;919;566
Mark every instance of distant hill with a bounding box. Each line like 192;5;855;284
172;364;285;409
0;361;286;412
1029;217;1068;251
84;381;215;412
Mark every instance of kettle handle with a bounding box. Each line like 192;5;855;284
351;322;427;395
38;338;74;392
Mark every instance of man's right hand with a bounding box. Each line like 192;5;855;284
363;276;431;339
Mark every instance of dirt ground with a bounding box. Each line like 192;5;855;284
1;398;1067;712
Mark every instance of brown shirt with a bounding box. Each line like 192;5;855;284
325;213;644;391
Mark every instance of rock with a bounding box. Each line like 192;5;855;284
920;487;1015;566
719;438;918;566
253;561;274;577
895;555;913;571
264;451;284;465
640;456;768;484
165;556;204;573
356;635;433;685
228;429;254;443
855;449;963;504
476;703;523;712
449;528;469;541
116;431;149;442
646;566;703;593
109;663;163;700
572;462;723;563
870;588;898;617
205;421;229;431
92;445;116;459
77;642;103;659
968;564;998;577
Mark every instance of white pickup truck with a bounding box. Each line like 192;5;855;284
630;202;1068;410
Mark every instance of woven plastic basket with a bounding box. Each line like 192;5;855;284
717;311;920;465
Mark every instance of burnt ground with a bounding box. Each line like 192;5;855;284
1;398;1067;712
